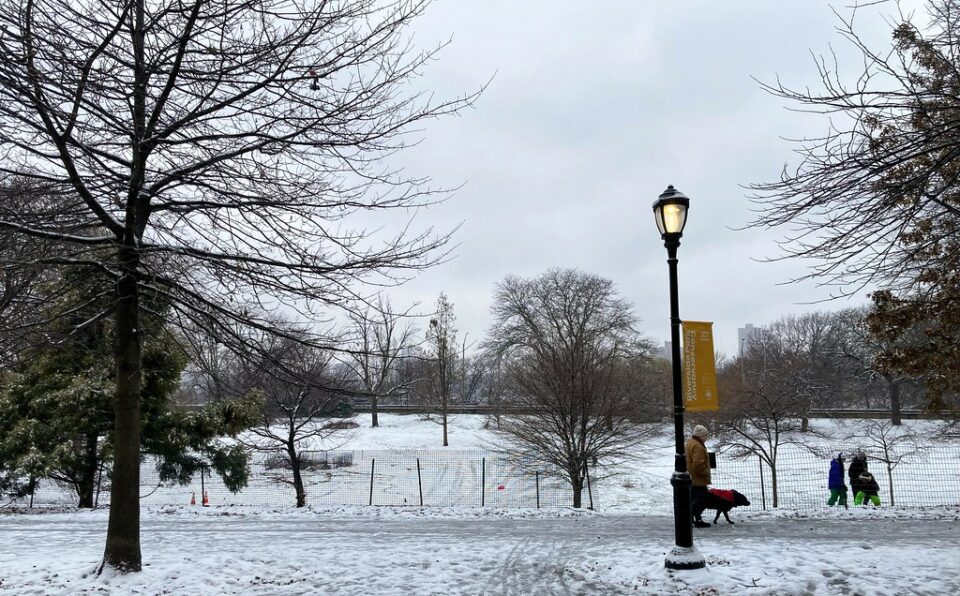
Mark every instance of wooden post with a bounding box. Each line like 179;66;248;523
369;459;376;506
586;464;594;510
759;455;766;510
481;457;486;507
416;458;423;506
535;471;540;509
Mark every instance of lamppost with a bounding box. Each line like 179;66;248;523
653;185;706;571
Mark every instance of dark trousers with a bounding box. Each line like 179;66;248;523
691;485;709;520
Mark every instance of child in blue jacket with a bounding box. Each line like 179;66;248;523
827;453;848;507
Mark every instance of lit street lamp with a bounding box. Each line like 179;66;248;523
654;185;706;571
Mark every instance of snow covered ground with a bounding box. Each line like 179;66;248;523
1;505;959;595
3;414;960;594
199;415;960;513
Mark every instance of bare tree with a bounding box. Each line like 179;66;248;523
454;337;485;405
484;269;655;508
391;344;430;408
834;307;916;424
714;323;827;508
173;321;238;409
479;352;509;430
629;353;673;423
426;293;456;446
0;0;473;571
780;312;853;421
238;336;354;508
750;2;960;290
341;297;416;428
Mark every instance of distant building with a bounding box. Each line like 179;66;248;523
738;324;758;356
656;341;672;360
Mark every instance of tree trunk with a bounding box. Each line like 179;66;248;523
102;246;143;572
771;463;779;509
27;476;37;508
886;461;895;506
77;480;94;509
77;433;100;508
571;476;583;508
371;396;379;428
801;417;809;432
887;375;902;426
102;0;148;571
442;391;448;447
289;447;305;508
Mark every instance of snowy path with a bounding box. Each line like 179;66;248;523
1;510;959;595
7;509;958;541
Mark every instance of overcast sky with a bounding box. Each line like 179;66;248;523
375;0;924;356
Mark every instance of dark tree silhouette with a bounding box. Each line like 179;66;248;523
236;334;352;508
341;297;416;428
484;269;656;508
715;322;825;508
426;293;456;446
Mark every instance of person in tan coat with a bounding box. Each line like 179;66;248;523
685;424;711;528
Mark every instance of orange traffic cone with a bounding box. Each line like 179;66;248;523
202;491;209;507
190;492;196;505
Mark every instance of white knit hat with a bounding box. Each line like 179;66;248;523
692;425;709;439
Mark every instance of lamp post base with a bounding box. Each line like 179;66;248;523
664;545;706;570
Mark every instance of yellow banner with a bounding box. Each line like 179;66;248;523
681;321;719;412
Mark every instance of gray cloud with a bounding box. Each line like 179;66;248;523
375;0;923;354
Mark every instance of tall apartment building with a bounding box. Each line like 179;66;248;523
737;323;758;356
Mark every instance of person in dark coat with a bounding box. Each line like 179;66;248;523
848;450;868;490
850;450;881;506
827;453;848;507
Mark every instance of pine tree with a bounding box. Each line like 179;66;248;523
0;276;259;506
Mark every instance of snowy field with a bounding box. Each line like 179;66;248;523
19;414;959;513
1;505;959;595
3;414;960;594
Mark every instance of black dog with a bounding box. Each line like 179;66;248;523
701;489;751;524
